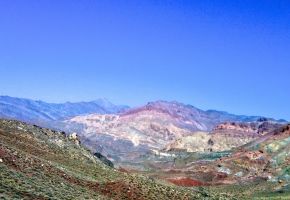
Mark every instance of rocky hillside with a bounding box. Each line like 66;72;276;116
191;123;290;189
140;124;290;199
66;101;285;165
166;120;283;153
67;111;194;163
0;119;229;199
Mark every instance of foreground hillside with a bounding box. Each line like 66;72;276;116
0;119;231;200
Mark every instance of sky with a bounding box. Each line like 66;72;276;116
0;0;289;120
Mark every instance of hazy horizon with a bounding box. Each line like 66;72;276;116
1;0;289;120
0;94;288;121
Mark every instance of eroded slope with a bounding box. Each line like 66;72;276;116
0;119;229;200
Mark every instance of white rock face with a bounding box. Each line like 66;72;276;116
165;131;211;152
67;110;195;152
69;132;78;140
68;132;80;145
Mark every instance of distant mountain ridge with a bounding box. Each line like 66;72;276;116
0;95;129;123
123;101;286;130
0;96;286;125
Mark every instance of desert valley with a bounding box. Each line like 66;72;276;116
0;96;289;199
1;1;289;199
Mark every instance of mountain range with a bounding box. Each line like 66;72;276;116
0;96;287;167
1;95;289;199
0;96;285;127
65;100;286;166
0;96;128;123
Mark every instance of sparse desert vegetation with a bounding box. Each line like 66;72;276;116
0;119;233;199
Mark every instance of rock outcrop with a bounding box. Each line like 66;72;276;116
165;120;284;153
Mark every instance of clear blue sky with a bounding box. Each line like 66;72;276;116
0;0;289;120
